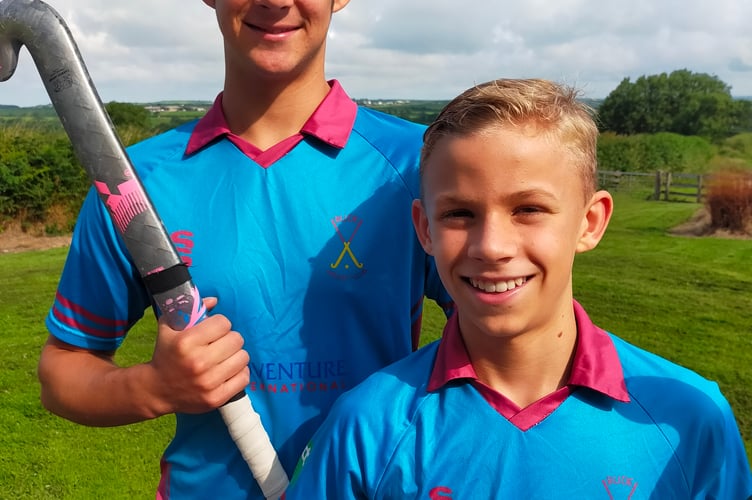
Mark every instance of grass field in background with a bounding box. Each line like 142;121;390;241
0;247;168;499
0;191;750;497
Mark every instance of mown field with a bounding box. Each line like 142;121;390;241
0;191;750;498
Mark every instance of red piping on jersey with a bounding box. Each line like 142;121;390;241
156;456;170;500
52;291;129;339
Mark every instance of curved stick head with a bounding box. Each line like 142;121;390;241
0;37;21;82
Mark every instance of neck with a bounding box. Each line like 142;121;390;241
462;303;578;409
220;69;331;150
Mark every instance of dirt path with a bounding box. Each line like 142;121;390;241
668;206;752;239
0;227;72;254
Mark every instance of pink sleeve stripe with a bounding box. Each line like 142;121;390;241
55;291;130;328
51;292;130;339
50;306;126;339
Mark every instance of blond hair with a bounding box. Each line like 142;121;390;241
421;79;599;200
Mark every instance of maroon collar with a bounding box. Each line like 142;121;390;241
428;300;630;430
184;79;357;167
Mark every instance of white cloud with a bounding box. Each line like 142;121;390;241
2;0;751;106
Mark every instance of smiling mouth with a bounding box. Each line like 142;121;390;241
246;22;298;35
469;277;528;293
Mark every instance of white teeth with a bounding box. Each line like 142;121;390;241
470;277;527;293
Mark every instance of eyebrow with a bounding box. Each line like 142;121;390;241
508;188;560;202
430;188;560;205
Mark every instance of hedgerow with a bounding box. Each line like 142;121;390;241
597;132;717;173
0;124;88;232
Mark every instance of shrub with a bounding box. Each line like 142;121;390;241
0;125;88;227
717;133;752;165
704;167;752;233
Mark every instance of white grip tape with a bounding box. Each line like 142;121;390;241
219;395;289;499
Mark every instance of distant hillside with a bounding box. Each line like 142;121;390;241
581;98;604;109
355;99;449;125
0;101;212;112
0;104;57;119
0;98;607;128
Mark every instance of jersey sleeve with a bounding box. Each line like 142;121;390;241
701;390;752;498
45;187;151;351
285;372;410;500
285;396;370;499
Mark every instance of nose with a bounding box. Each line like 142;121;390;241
256;0;293;8
467;215;517;262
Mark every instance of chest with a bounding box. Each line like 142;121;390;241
377;390;691;499
139;142;423;337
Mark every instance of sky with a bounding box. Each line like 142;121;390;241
1;0;751;107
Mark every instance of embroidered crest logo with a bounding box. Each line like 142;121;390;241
327;215;367;279
602;475;638;499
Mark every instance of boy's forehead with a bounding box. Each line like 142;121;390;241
420;127;584;193
426;123;563;163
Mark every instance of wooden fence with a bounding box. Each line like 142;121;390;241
598;170;706;202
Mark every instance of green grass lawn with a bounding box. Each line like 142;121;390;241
575;194;752;450
0;192;750;497
0;248;169;499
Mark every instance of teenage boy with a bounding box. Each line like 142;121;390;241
284;79;752;499
37;1;450;498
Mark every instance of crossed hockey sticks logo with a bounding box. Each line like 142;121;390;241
330;216;364;270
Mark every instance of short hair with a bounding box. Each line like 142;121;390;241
420;79;599;201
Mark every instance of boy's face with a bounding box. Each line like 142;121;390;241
412;124;612;342
203;0;349;79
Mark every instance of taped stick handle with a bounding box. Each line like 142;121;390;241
150;276;288;498
221;396;289;499
0;1;288;497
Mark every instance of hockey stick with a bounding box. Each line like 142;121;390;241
0;1;288;497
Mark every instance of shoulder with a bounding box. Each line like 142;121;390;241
610;334;752;495
609;334;742;453
288;344;439;496
611;335;722;398
351;107;426;159
125;120;198;178
336;343;437;417
353;106;427;134
611;334;728;412
320;343;439;439
348;107;426;197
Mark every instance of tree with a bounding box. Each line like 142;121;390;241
597;70;751;140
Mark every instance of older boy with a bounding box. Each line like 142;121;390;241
284;79;752;498
38;1;450;498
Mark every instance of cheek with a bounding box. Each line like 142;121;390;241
430;230;467;263
523;224;578;264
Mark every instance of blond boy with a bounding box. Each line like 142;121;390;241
285;79;752;499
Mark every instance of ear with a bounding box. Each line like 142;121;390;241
411;199;434;255
333;0;351;13
576;190;613;253
202;0;216;8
